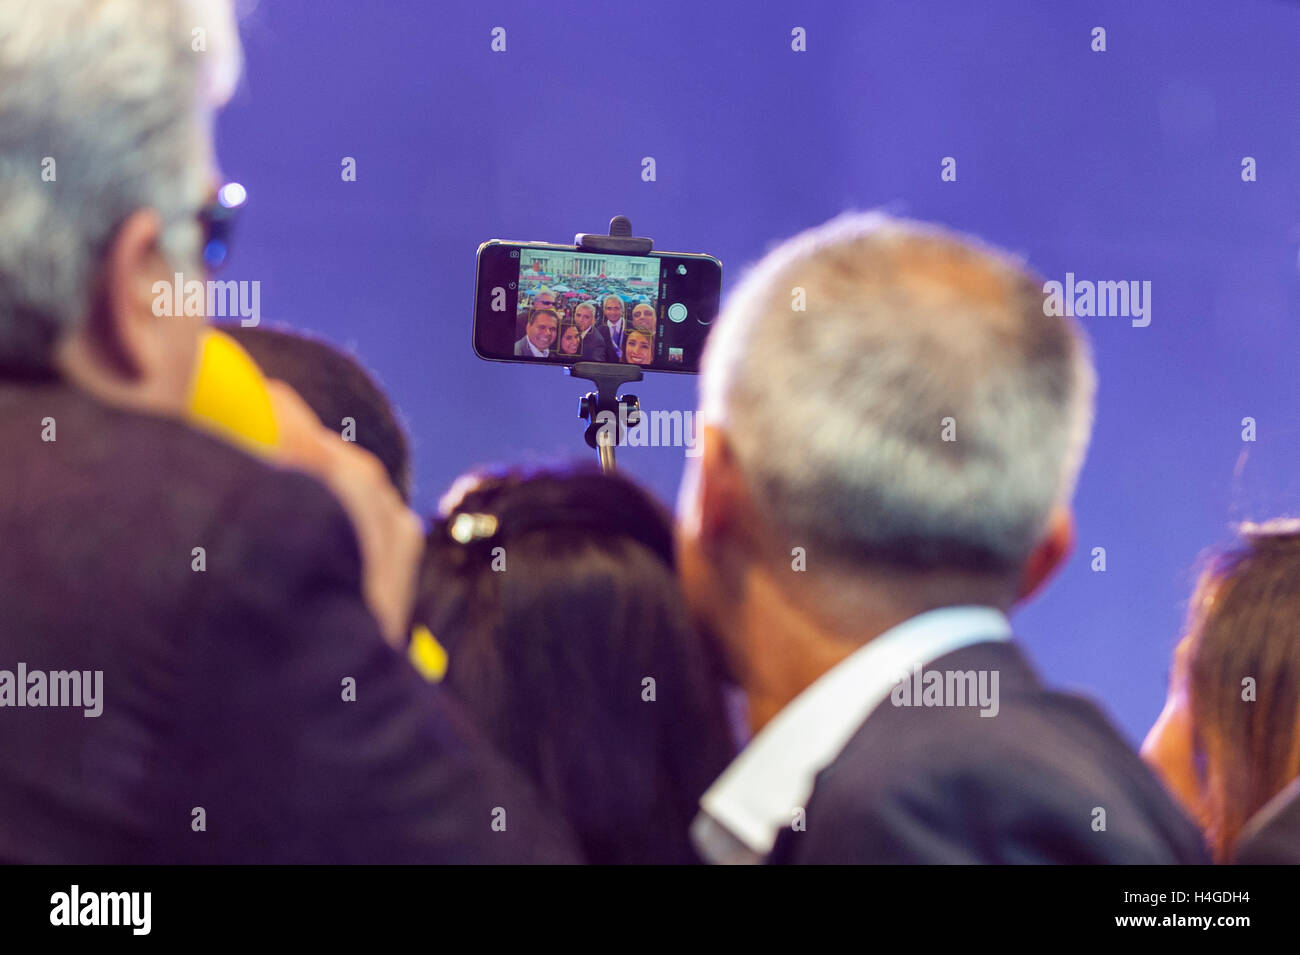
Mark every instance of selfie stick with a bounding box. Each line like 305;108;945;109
566;216;651;473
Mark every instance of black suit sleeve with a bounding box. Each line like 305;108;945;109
167;466;579;863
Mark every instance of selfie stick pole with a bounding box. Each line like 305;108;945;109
566;216;651;473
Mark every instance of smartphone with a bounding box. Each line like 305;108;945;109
473;240;723;374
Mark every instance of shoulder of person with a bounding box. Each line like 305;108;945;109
790;680;1201;863
41;384;365;593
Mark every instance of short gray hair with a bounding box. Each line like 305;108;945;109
0;0;240;371
699;212;1096;573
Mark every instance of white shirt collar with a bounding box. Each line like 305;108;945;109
526;339;549;358
692;605;1012;863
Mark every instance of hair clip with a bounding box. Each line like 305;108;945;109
448;512;499;544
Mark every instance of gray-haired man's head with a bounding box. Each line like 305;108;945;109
0;0;239;407
678;212;1095;635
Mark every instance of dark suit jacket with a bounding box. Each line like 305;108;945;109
596;322;624;362
1234;775;1300;864
0;379;579;864
767;640;1208;864
576;328;609;363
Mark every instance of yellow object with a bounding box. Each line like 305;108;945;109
409;625;449;683
186;328;280;456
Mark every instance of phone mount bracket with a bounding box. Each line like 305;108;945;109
566;216;653;472
574;215;654;256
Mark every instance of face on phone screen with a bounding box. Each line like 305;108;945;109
474;241;722;374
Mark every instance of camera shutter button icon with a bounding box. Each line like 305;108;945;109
668;303;688;323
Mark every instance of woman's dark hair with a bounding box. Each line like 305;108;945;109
414;466;737;864
1185;519;1300;861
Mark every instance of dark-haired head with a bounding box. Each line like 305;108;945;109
557;320;582;356
415;465;736;864
219;322;411;500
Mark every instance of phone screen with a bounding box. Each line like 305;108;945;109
473;240;722;374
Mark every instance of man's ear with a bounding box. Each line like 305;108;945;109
1016;505;1074;603
86;208;168;379
695;425;747;549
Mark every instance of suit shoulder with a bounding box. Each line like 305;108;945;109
0;383;357;592
795;683;1204;863
832;682;1145;796
0;382;297;503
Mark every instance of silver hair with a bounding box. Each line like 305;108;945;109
698;211;1096;572
0;0;241;370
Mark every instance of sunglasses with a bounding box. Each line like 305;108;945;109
198;181;247;271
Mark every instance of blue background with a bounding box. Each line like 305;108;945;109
214;0;1300;743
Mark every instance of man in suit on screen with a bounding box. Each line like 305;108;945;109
515;308;559;357
572;301;609;363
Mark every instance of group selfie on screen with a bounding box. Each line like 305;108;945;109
514;289;664;365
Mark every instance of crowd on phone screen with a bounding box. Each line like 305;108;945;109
7;0;1300;867
514;287;657;365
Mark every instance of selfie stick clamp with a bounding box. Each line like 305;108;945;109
567;216;652;472
571;363;642;473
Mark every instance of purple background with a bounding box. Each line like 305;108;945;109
214;0;1300;742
